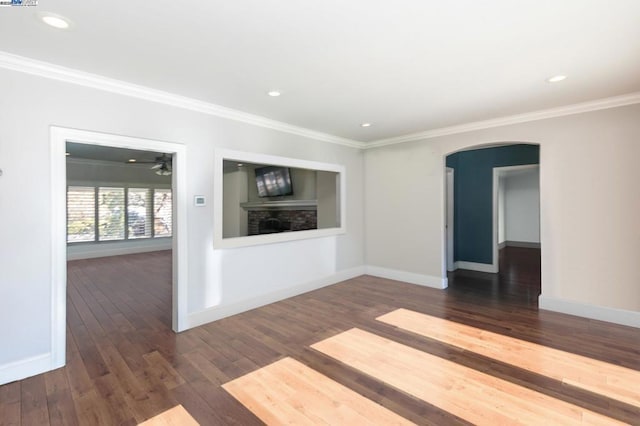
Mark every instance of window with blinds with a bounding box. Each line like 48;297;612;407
98;187;125;241
154;189;172;237
128;188;152;239
67;186;172;243
67;186;96;242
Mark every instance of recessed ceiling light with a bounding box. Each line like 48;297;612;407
237;163;244;167
547;75;567;83
39;12;71;29
267;91;281;97
65;152;70;156
128;159;137;163
361;123;372;128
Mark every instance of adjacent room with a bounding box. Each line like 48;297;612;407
1;1;639;424
445;144;541;303
65;143;175;337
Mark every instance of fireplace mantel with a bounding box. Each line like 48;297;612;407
240;200;318;211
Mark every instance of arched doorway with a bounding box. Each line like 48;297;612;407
444;143;541;301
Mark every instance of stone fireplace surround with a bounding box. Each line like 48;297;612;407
248;209;318;235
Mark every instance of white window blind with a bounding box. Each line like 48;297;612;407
154;189;172;237
98;187;125;241
67;185;171;243
67;186;96;242
128;188;152;239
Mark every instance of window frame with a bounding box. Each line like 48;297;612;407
66;184;173;244
214;149;346;249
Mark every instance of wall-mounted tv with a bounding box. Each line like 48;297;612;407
255;166;293;197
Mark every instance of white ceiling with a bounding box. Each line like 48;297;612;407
65;142;168;163
1;0;639;143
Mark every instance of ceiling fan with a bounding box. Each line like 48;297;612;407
127;154;172;176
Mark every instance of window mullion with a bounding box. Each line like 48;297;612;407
124;187;129;241
94;186;99;242
151;188;156;238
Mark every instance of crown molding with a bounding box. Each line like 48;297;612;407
365;91;640;149
2;51;639;152
0;51;365;149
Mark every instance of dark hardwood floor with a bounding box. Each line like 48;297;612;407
446;246;541;304
1;248;638;425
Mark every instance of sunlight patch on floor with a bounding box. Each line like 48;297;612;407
377;308;640;408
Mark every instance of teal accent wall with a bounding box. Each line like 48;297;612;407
446;144;539;265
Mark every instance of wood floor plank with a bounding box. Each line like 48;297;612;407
20;375;50;426
223;357;413;425
92;373;138;425
141;351;185;391
43;367;79;426
0;381;21;426
2;248;639;424
311;328;625;426
377;308;640;408
168;383;225;425
72;389;118;426
137;404;198;426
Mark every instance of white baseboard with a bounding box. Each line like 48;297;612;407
0;353;54;386
539;296;640;329
504;241;541;249
365;265;448;289
67;239;172;260
186;266;366;329
455;261;498;273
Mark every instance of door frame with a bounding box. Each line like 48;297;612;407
446;167;455;271
50;126;188;370
492;164;539;273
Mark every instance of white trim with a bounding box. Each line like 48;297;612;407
186;267;365;328
67;239;172;260
0;353;53;386
539;296;640;329
3;52;640;152
217;228;347;249
50;128;67;369
172;139;189;332
214;149;347;249
51;127;189;379
493;164;539;275
67;180;172;189
445;167;455;272
366;92;640;148
454;261;498;273
66;157;159;168
503;241;541;249
0;52;363;149
365;266;448;289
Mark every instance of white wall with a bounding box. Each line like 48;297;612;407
317;171;339;229
0;68;364;379
222;169;249;238
504;168;540;243
365;104;640;317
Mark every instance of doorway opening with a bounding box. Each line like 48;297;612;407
50;127;187;370
66;142;175;336
444;143;541;303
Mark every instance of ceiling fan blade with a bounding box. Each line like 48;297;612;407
150;163;163;169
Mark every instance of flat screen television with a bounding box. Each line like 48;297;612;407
255;166;293;197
